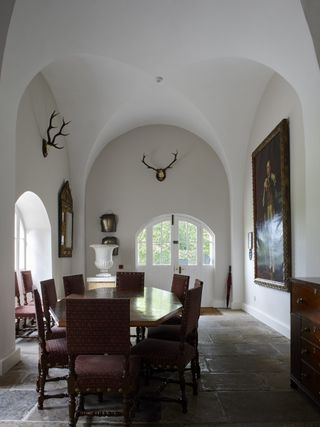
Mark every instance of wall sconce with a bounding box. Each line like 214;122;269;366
100;213;116;232
248;232;253;260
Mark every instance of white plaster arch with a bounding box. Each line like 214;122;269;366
15;191;52;290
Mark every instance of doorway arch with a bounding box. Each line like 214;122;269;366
135;213;215;307
15;191;52;290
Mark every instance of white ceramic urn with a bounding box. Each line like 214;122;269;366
90;244;118;277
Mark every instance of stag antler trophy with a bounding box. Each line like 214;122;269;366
42;110;71;157
142;151;178;181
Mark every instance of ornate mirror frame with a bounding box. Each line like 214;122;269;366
58;180;73;257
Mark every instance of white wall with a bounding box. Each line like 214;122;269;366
86;125;230;306
16;73;71;298
243;73;305;338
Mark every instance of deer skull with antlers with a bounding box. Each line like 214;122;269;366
142;151;178;181
42;110;71;157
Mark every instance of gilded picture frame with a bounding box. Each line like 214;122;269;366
58;180;73;257
252;119;291;291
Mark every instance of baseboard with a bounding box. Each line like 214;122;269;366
242;303;290;338
0;347;20;375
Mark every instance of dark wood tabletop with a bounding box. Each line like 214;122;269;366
50;286;182;327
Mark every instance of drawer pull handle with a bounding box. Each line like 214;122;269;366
296;297;304;304
303;327;311;332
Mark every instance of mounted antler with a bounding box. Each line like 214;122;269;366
42;110;71;157
142;151;178;181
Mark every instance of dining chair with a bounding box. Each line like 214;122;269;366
21;270;35;305
147;279;203;378
33;289;68;409
63;274;85;297
131;284;202;413
40;278;66;340
161;273;190;325
116;271;145;341
116;271;145;292
15;272;36;334
66;297;140;427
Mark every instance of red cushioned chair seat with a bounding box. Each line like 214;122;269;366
50;326;66;339
46;337;68;366
75;354;140;392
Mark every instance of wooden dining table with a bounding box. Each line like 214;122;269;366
50;286;182;328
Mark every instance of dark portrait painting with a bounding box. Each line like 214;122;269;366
252;119;291;291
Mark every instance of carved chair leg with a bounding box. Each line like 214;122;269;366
38;364;46;409
192;330;201;379
36;361;41;392
123;395;130;426
68;392;76;427
178;367;187;413
79;393;85;411
191;358;198;395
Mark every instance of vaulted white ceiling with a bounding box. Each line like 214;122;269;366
4;0;318;194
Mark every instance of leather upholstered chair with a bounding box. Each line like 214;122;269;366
116;271;145;292
66;298;140;427
33;289;68;409
21;270;35;305
40;279;66;340
161;273;190;325
171;273;190;304
116;271;145;341
15;272;36;334
131;284;202;413
147;279;203;378
63;274;85;297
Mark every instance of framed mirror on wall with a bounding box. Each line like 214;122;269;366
58;180;73;257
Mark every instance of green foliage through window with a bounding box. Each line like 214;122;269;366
178;221;197;265
137;228;147;266
152;221;171;265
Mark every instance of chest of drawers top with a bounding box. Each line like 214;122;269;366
291;277;320;323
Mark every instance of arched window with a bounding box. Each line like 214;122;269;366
136;214;215;268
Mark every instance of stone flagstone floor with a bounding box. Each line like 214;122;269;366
1;310;320;426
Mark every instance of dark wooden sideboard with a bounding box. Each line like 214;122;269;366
291;277;320;405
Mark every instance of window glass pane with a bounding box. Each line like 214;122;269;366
178;221;197;265
203;227;214;265
152;220;171;265
137;228;147;265
138;228;146;242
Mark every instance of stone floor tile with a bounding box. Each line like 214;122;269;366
0;390;37;420
206;355;287;373
218;390;320;423
200;372;268;391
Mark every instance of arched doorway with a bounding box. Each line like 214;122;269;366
135;213;215;307
15;192;52;289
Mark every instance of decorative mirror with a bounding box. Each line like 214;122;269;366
58;180;73;257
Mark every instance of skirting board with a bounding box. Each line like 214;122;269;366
242;303;290;338
0;347;20;375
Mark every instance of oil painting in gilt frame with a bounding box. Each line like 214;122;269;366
252;119;291;291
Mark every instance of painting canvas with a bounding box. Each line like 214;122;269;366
252;119;291;291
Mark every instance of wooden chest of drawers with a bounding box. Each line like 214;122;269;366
291;277;320;405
